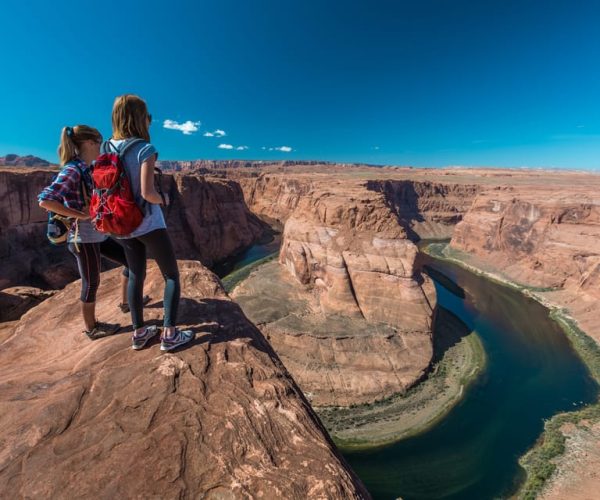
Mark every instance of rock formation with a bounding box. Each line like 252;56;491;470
0;261;369;498
366;179;481;239
232;261;435;406
233;173;445;405
0;169;268;290
0;154;53;167
0;286;54;322
450;187;600;292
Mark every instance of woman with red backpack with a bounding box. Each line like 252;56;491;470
38;125;144;338
105;94;194;352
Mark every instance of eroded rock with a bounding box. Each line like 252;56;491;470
0;261;368;498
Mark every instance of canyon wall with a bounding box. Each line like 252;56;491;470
0;169;267;290
366;179;481;239
278;182;436;330
235;173;445;405
450;187;600;295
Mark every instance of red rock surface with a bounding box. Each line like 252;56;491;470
540;420;600;500
0;286;55;322
235;173;454;405
0;169;268;290
0;261;369;498
232;260;435;406
0;154;53;167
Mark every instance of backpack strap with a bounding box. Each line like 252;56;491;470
119;138;145;158
103;138;145;158
154;166;166;206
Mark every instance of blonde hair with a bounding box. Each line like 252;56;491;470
58;125;102;166
112;94;151;142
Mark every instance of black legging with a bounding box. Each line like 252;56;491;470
68;238;129;303
119;228;179;330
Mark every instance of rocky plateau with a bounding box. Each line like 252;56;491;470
2;160;600;497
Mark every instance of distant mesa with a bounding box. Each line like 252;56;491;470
0;154;53;167
156;159;386;172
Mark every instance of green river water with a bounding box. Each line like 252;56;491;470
220;241;598;499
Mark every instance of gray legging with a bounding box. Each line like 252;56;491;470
119;229;180;330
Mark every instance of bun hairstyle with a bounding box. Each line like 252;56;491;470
112;94;151;142
58;125;102;166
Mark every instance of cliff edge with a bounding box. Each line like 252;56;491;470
0;261;368;498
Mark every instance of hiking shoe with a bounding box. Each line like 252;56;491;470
85;321;120;340
119;295;151;314
131;325;159;350
160;329;195;352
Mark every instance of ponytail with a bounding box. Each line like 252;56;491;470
58;126;78;166
57;125;102;166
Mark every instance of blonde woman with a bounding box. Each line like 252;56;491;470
109;94;194;351
38;125;136;338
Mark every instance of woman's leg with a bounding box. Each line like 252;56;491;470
119;237;147;330
136;229;180;329
120;274;128;305
98;238;130;305
68;242;101;331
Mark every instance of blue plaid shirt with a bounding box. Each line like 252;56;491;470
38;158;91;210
38;158;106;243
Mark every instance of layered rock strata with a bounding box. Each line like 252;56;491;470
366;179;481;239
0;169;267;290
278;184;436;330
235;175;439;405
233;261;435;406
0;261;369;498
450;187;600;293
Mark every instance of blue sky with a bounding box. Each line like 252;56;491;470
2;0;600;169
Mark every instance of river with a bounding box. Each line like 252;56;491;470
220;241;599;499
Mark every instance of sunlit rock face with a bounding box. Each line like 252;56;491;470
450;187;600;294
0;169;268;289
0;261;369;498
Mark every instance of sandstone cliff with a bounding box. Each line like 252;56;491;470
233;173;441;405
0;261;369;498
0;154;53;167
450;187;600;294
366;179;481;239
0;169;268;290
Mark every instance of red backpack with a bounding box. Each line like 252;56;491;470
89;139;145;236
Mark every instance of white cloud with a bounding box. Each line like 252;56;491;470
163;119;201;135
236;146;249;151
218;144;234;150
204;129;226;137
275;146;292;152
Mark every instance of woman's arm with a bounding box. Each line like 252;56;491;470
140;154;164;205
39;199;90;219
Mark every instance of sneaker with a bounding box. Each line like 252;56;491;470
119;295;152;314
84;321;121;340
160;329;195;352
131;325;159;350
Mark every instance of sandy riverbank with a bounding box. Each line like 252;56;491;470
318;306;485;449
421;242;600;500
